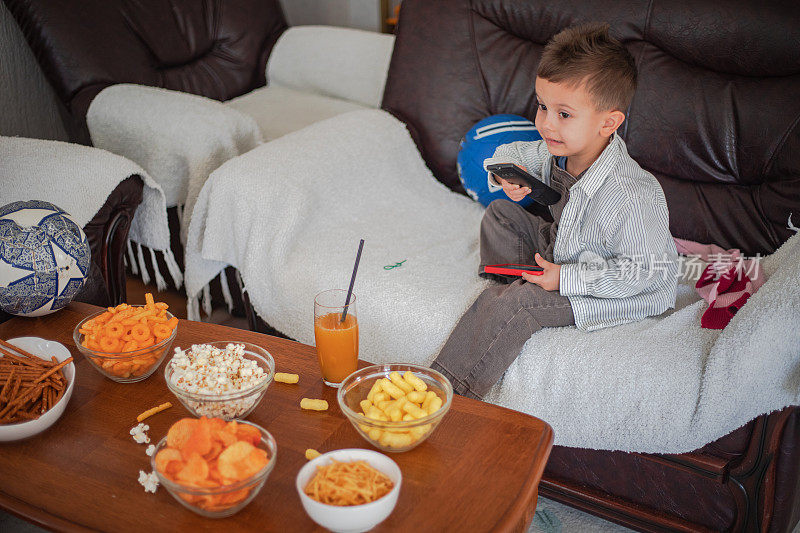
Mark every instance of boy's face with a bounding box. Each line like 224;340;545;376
534;77;622;162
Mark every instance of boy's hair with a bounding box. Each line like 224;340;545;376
537;22;637;112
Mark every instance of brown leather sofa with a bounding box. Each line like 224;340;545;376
2;0;287;145
78;176;144;306
0;0;145;313
381;1;800;531
3;0;288;308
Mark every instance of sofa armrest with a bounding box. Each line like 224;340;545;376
266;26;394;108
87;84;263;209
81;175;144;306
0;175;143;324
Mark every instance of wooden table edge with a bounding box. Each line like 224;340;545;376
495;423;554;532
0;490;94;533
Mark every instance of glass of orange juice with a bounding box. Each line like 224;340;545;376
314;289;359;387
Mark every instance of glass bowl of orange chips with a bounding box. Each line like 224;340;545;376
73;300;178;383
152;417;277;518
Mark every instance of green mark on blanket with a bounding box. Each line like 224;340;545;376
384;259;407;270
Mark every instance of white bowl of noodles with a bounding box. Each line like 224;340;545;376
295;448;402;533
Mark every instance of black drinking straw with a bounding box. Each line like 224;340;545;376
341;239;364;322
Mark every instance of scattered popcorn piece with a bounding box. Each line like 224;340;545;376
305;449;321;460
145;444;156;457
130;423;150;444
138;470;159;493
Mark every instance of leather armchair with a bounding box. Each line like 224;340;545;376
4;0;394;302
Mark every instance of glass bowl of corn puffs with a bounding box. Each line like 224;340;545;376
73;299;178;383
337;364;453;453
152;417;277;518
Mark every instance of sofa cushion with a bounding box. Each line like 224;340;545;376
382;0;800;256
266;26;395;109
225;86;367;142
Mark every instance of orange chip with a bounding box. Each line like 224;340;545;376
236;424;262;446
215;422;238;447
204;440;223;461
207;417;227;434
244;448;268;476
217;441;265;481
217;441;255;479
167;418;198;449
176;453;209;485
179;492;203;504
181;417;213;460
122;340;140;352
216;488;251;506
155;448;184;476
208;466;224;484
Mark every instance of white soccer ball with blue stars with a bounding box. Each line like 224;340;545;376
0;200;90;317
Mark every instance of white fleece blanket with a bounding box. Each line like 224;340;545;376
0;136;173;275
87;84;262;245
184;109;800;453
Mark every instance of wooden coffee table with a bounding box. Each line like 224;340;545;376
0;302;553;532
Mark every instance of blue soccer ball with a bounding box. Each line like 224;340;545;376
0;200;90;317
457;114;542;207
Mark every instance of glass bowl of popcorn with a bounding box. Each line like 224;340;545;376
152;418;278;518
164;342;275;421
337;364;453;453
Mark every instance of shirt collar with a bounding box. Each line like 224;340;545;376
565;132;622;198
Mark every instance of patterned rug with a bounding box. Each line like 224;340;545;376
530;497;635;533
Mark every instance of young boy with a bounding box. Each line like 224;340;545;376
431;23;678;400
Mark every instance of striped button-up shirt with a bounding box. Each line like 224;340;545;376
484;133;678;331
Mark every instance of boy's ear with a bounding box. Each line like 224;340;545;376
601;111;626;137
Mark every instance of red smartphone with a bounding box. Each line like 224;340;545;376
484;263;543;276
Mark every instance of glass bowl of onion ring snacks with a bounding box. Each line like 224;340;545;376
337;364;453;453
73;301;177;383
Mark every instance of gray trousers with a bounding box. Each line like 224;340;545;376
431;200;575;399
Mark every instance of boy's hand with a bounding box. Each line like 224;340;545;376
492;165;530;202
522;253;560;291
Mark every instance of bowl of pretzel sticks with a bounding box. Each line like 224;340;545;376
0;337;75;441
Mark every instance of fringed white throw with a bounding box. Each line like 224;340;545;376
0;136;177;291
87;84;263;289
